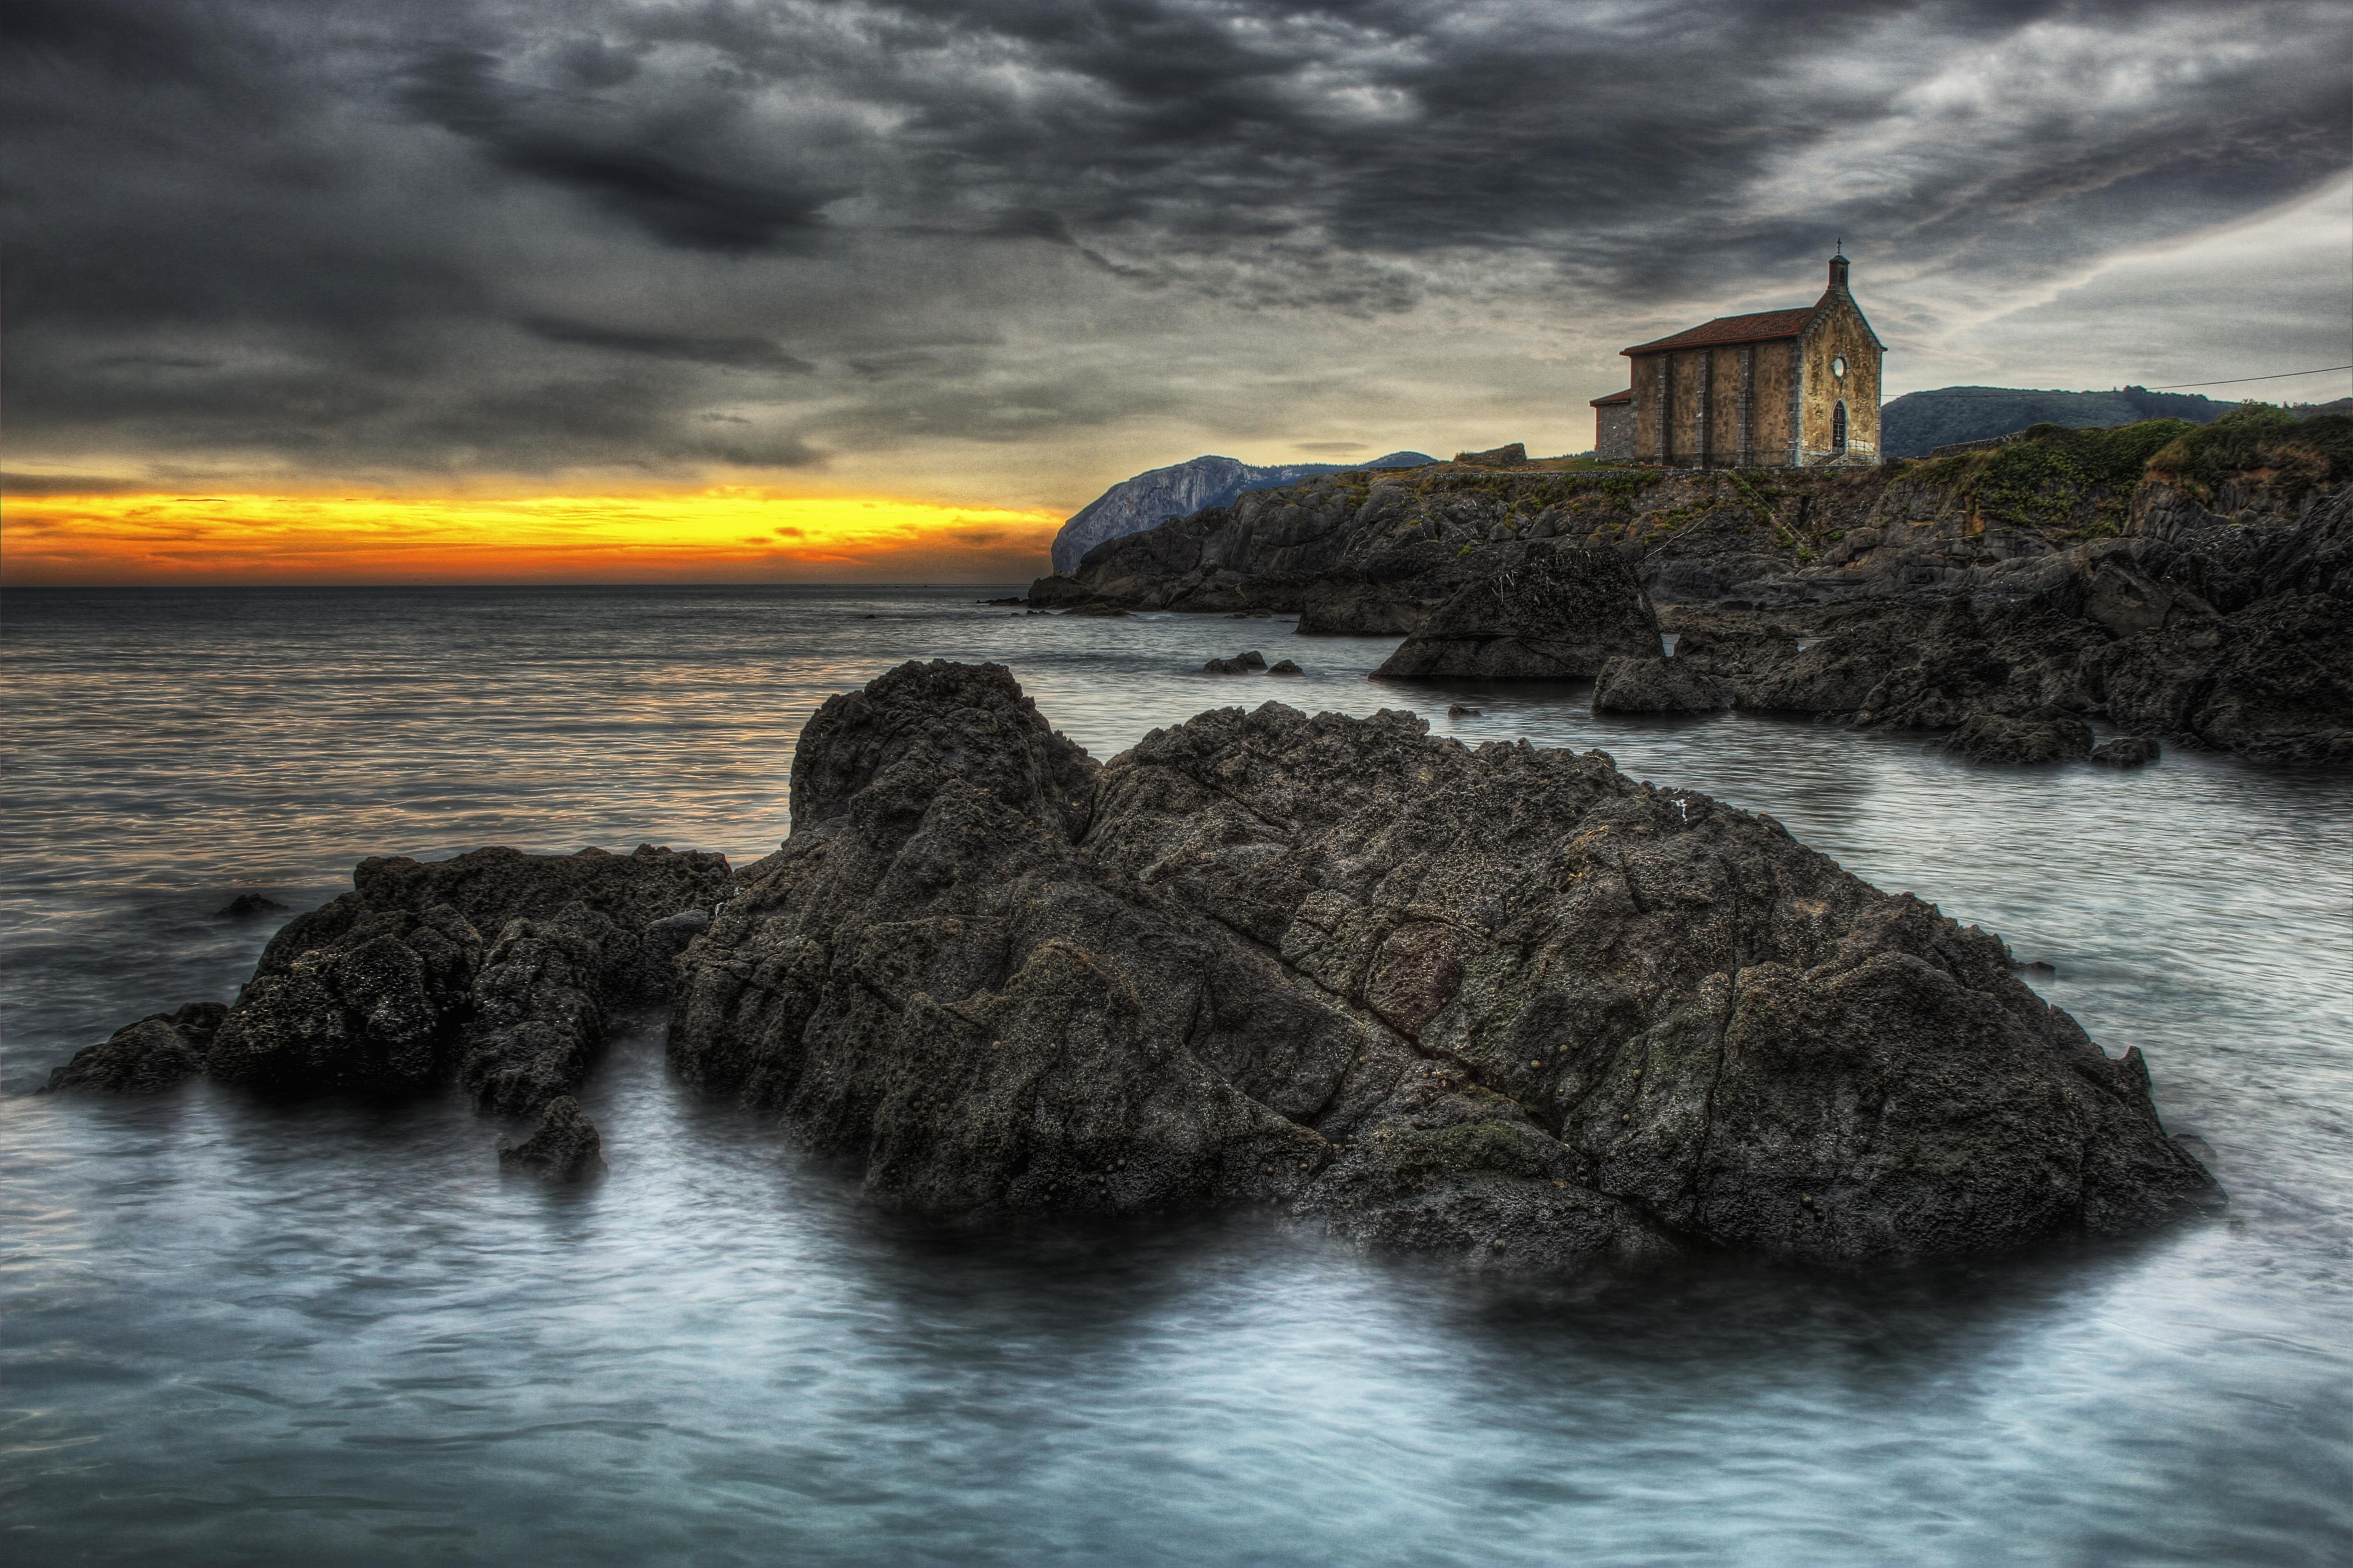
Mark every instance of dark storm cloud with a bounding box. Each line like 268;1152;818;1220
522;316;816;371
399;45;848;252
3;0;2345;483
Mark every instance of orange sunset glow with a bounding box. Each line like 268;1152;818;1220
0;489;1064;585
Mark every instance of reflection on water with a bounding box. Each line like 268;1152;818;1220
2;586;2347;1565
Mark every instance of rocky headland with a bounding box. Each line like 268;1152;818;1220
55;661;2221;1268
1051;450;1436;576
1029;407;2353;762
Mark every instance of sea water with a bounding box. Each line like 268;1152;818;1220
2;585;2346;1565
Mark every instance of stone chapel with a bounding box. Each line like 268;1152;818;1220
1590;254;1883;467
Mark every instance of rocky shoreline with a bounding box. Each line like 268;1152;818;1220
52;661;2222;1272
1027;409;2353;763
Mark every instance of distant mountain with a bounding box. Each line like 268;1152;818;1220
1050;451;1435;575
1880;386;2248;459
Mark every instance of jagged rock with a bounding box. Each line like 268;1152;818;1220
45;1003;227;1094
1454;443;1528;467
498;1095;606;1180
2091;736;2163;768
118;845;731;1110
461;910;611;1116
2087;594;2353;762
1296;573;1433;636
1592;656;1731;715
1937;713;2096;764
1375;547;1662;681
1446;704;1482;718
668;660;2218;1269
1204;650;1268;674
1266;659;1303;676
207;903;485;1095
215;893;289;919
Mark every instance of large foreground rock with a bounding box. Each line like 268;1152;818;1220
1374;547;1662;680
668;660;2218;1268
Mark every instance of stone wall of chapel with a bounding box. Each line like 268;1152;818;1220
1631;354;1664;459
1798;300;1883;464
1752;340;1797;464
1625;334;1824;467
1593;403;1635;459
1667;350;1707;462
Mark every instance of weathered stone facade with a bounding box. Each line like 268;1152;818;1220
1590;388;1634;459
1620;256;1883;469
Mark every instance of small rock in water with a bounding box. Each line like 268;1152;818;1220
1446;704;1482;718
2090;736;2162;769
215;892;290;919
1064;602;1131;617
1266;659;1303;676
1203;650;1268;674
499;1095;607;1180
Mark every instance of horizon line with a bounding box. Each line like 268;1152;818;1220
1;578;1040;591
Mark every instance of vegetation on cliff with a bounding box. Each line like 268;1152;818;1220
1904;419;2197;537
2147;405;2353;507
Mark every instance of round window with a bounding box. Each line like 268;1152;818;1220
1831;355;1848;379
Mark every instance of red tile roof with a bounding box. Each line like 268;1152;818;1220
1622;306;1815;356
1589;388;1633;406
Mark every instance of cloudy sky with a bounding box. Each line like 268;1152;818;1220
6;0;2349;581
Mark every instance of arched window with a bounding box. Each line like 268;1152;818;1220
1831;400;1848;454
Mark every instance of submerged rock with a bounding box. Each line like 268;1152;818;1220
667;659;2218;1269
45;1003;227;1094
1591;656;1731;715
1375;547;1663;681
499;1095;607;1180
1937;713;2096;765
215;893;290;919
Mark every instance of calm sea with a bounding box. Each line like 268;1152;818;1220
3;585;2347;1565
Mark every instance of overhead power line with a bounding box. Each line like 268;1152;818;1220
2145;365;2353;391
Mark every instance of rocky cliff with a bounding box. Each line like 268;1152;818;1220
1051;451;1435;575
